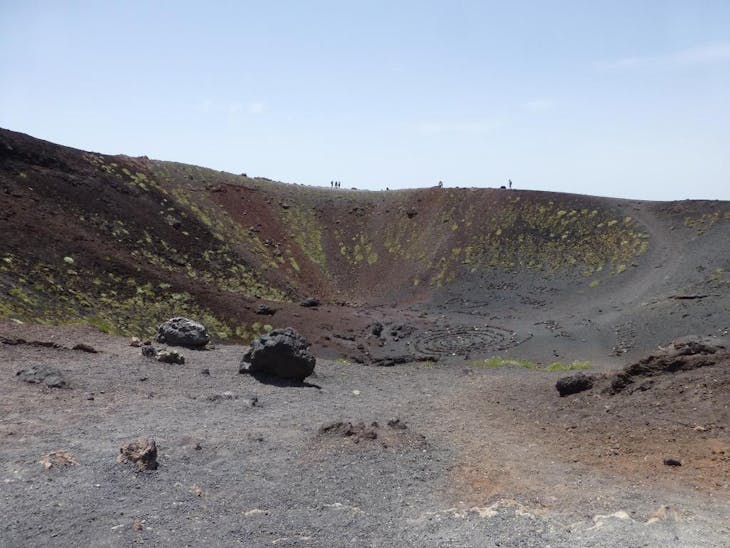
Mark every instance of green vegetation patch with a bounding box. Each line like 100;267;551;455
282;206;327;268
469;357;591;371
0;255;268;342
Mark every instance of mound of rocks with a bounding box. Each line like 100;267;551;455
157;317;210;348
317;418;426;449
118;438;158;470
16;365;66;388
609;335;728;394
555;336;729;397
141;344;185;364
240;327;315;380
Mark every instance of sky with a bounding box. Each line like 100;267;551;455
1;1;729;201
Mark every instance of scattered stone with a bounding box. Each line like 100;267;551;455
387;418;407;430
370;354;436;367
390;323;416;339
300;297;320;308
255;304;276;316
556;373;594;396
663;458;682;467
130;337;143;347
118;438;158;470
200;368;210;376
370;322;384;337
39;450;78;469
207;391;237;402
318;421;378;442
240;327;315;380
157;317;210;348
156;350;185;364
141;345;157;358
72;343;98;353
16;365;67;388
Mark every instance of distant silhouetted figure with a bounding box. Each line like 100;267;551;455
331;181;334;188
437;180;443;188
508;178;513;189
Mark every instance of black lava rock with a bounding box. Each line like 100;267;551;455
556;373;594;397
240;327;315;380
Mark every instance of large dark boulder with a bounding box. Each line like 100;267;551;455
240;327;315;380
157;317;210;348
556;373;593;396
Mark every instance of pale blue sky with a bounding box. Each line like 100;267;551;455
1;1;729;200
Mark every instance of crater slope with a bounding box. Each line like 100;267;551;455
1;128;728;360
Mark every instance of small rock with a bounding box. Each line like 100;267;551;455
130;337;143;347
387;418;407;430
118;438;158;470
16;365;66;388
663;458;682;467
300;297;321;308
200;368;210;376
141;345;157;358
72;343;98;353
207;392;238;402
156;350;185;364
255;304;276;316
556;373;593;396
39;450;78;469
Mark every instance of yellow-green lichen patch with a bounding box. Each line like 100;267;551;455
281;206;326;268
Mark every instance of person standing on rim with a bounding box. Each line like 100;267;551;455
508;178;513;189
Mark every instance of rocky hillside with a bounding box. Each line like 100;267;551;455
1;128;728;346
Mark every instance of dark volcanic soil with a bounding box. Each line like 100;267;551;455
1;321;728;546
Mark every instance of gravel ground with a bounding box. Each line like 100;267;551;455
2;322;728;547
